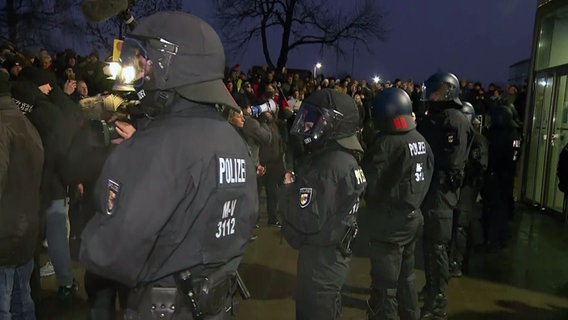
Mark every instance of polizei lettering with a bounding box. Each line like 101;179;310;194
408;141;427;157
218;157;247;185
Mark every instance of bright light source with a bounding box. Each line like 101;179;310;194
108;62;121;79
313;62;323;78
122;65;136;84
373;76;380;83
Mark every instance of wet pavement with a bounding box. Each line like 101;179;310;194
37;202;568;320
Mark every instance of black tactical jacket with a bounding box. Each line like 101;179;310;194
80;99;259;287
363;129;434;214
280;144;367;248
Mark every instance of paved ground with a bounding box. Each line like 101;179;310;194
36;202;568;320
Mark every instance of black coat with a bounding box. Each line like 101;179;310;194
12;81;82;203
0;96;44;266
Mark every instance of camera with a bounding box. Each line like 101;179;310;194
79;93;141;145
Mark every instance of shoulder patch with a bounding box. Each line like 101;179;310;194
106;179;120;215
299;187;313;208
447;131;457;144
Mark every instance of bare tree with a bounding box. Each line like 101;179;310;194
213;0;389;70
0;0;74;51
82;0;184;55
0;0;183;56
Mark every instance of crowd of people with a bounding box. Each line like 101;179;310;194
0;10;525;320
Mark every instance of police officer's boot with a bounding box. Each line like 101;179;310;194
87;288;116;320
367;287;398;320
449;261;463;278
420;293;447;320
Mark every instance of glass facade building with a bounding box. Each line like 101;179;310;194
522;0;568;214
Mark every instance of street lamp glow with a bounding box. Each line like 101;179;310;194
314;62;323;79
373;76;380;83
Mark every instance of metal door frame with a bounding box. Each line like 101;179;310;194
526;64;568;210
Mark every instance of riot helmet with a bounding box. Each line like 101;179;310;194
421;72;462;106
111;11;239;110
290;88;363;152
460;101;475;123
372;87;415;133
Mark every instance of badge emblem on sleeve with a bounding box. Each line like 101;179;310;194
299;188;313;208
106;179;121;215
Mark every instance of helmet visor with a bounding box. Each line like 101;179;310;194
290;102;343;144
106;36;178;92
421;80;443;101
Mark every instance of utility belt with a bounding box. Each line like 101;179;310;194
127;267;244;320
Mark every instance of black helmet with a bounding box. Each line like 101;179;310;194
421;72;461;106
290;88;362;152
114;11;239;110
372;87;415;133
460;101;475;123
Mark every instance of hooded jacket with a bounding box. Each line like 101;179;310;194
0;94;44;266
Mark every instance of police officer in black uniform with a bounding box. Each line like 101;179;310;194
482;103;521;252
448;102;488;277
362;88;433;320
79;12;258;319
417;72;472;320
279;89;367;320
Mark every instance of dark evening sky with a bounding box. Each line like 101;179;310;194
184;0;538;85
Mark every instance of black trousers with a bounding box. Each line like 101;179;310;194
449;185;479;269
260;160;285;224
483;171;514;248
421;183;459;316
368;213;422;320
296;245;351;320
84;271;129;320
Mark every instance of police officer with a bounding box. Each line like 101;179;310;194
79;12;258;319
279;89;367;319
482;103;521;252
362;88;433;320
448;102;488;277
417;72;472;320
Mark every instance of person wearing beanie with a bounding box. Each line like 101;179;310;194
0;68;45;319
